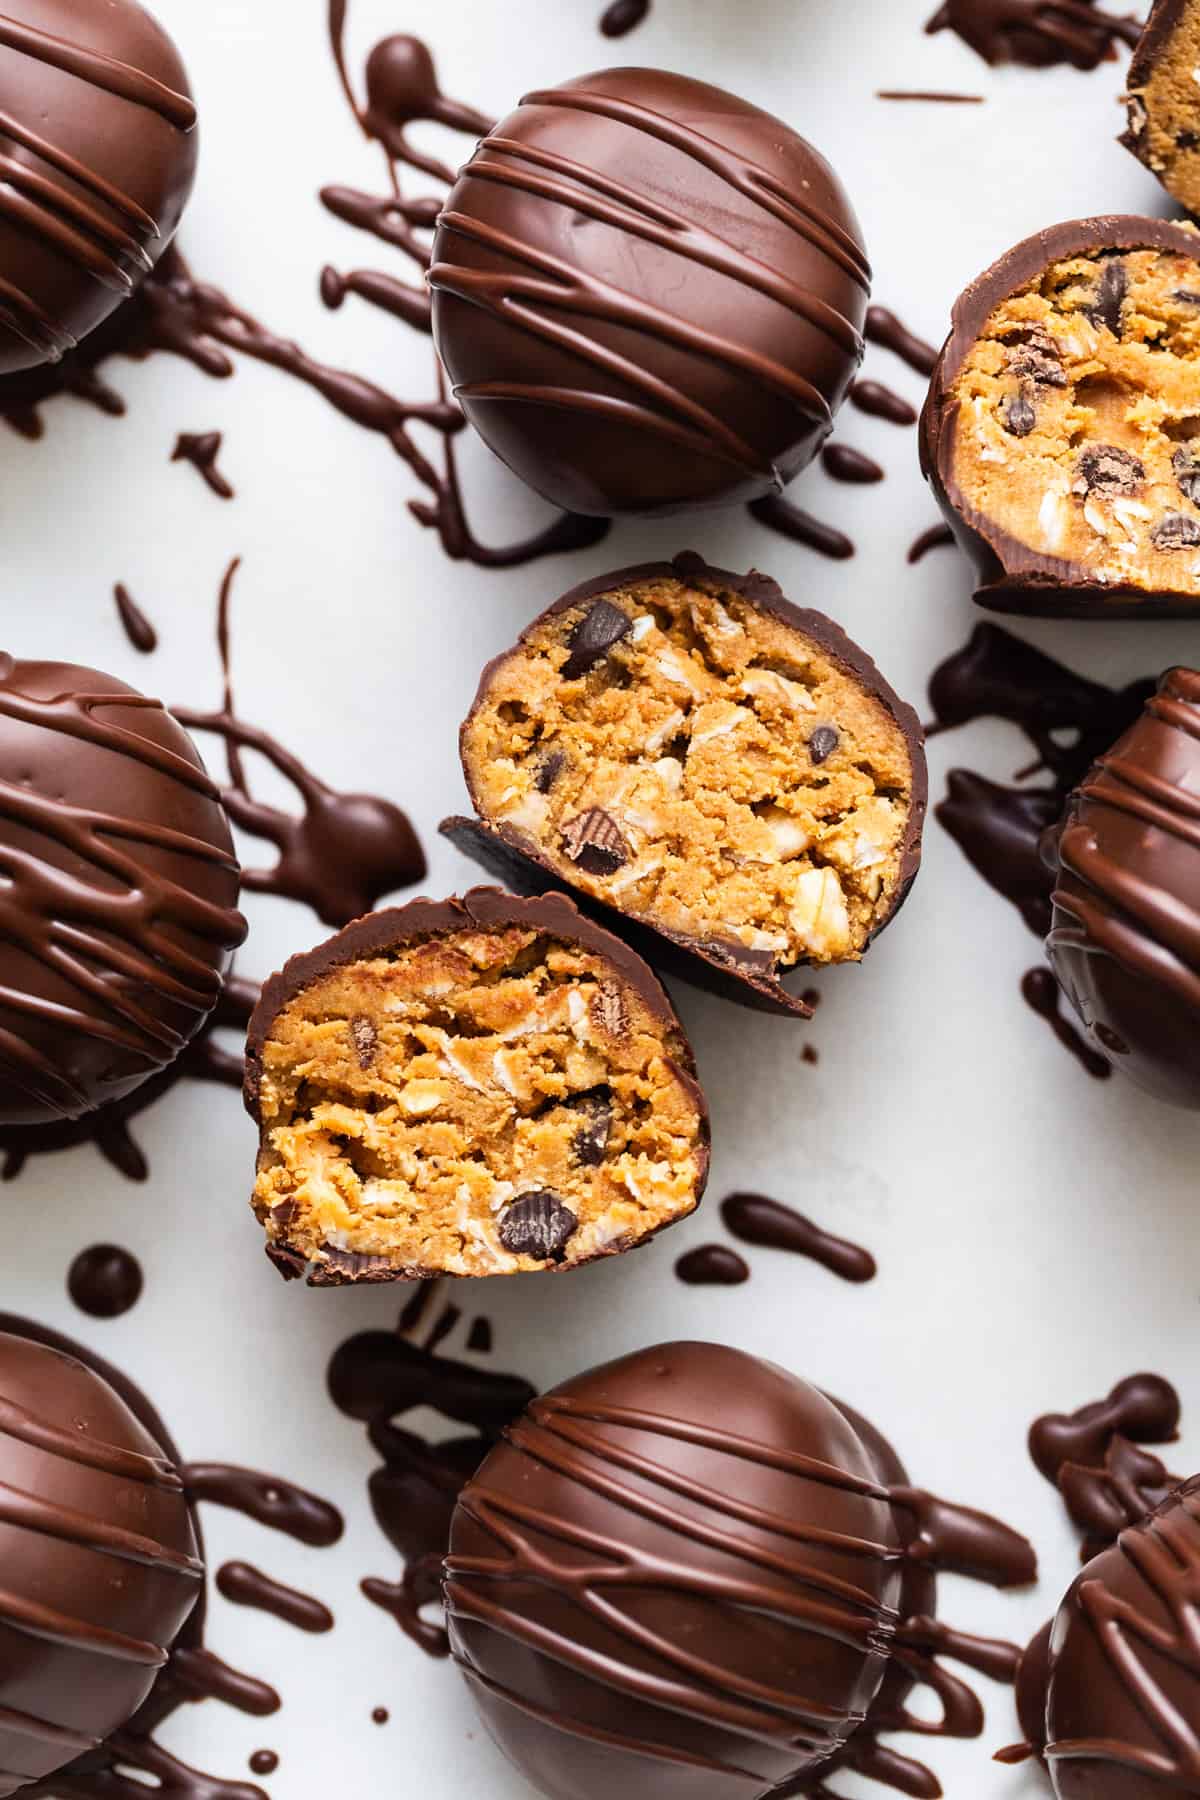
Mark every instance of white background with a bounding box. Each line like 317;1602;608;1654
4;1;1199;1795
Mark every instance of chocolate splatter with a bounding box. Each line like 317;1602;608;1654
1029;1372;1182;1560
67;1244;143;1318
113;582;157;652
850;379;919;426
2;1313;340;1800
864;306;940;377
172;429;234;499
600;0;651;32
927;623;1153;1072
183;1466;344;1548
823;442;885;484
217;1562;335;1633
176;558;426;928
722;1192;878;1283
925;0;1142;70
466;1317;492;1354
908;522;956;563
675;1244;751;1285
748;494;855;560
327;1304;536;1658
249;1752;279;1777
1021;966;1111;1081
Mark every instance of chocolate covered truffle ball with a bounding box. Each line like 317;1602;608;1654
0;0;198;373
443;553;926;1015
0;657;246;1126
1122;1;1200;216
1036;1477;1200;1798
445;1341;907;1800
429;68;870;517
0;1328;202;1790
921;216;1200;617
244;889;709;1285
1044;666;1200;1108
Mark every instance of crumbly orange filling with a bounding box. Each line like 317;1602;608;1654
462;575;915;969
951;244;1200;592
1126;12;1200;214
251;924;705;1278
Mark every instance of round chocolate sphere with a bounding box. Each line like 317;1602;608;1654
1045;666;1200;1108
0;1329;202;1790
1042;1477;1200;1798
445;1340;905;1800
429;68;870;517
0;0;197;374
0;656;246;1126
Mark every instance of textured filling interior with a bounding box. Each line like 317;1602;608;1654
462;575;915;969
950;244;1200;591
1127;14;1200;212
252;923;705;1278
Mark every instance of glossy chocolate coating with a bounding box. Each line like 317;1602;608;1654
429;68;870;517
0;1328;202;1790
445;1340;906;1800
1045;667;1200;1107
1042;1477;1200;1798
442;552;927;1017
0;657;246;1125
920;215;1200;617
0;0;197;374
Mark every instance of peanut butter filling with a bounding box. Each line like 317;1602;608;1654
251;923;705;1279
462;575;915;970
1126;12;1200;214
950;244;1200;594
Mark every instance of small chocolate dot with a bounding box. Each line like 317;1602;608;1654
808;725;839;765
498;1191;579;1260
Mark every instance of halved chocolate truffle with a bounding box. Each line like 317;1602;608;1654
445;1339;1037;1800
244;889;709;1285
0;656;246;1125
1044;666;1200;1108
443;553;926;1016
1033;1477;1200;1799
1122;1;1200;216
428;67;870;517
0;1328;202;1791
0;0;198;373
921;216;1200;617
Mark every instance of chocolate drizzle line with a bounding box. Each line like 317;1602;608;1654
748;494;855;560
924;0;1142;70
448;1388;1034;1794
113;583;157;653
927;622;1152;1076
172;430;234;499
722;1192;878;1283
823;443;884;484
327;1301;537;1660
877;89;985;101
0;663;247;1121
0;1313;342;1800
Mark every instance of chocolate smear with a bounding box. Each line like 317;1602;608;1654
172;429;235;499
217;1562;335;1633
113;582;157;652
722;1192;877;1282
675;1244;751;1285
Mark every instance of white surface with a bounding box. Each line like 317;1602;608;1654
4;2;1200;1795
